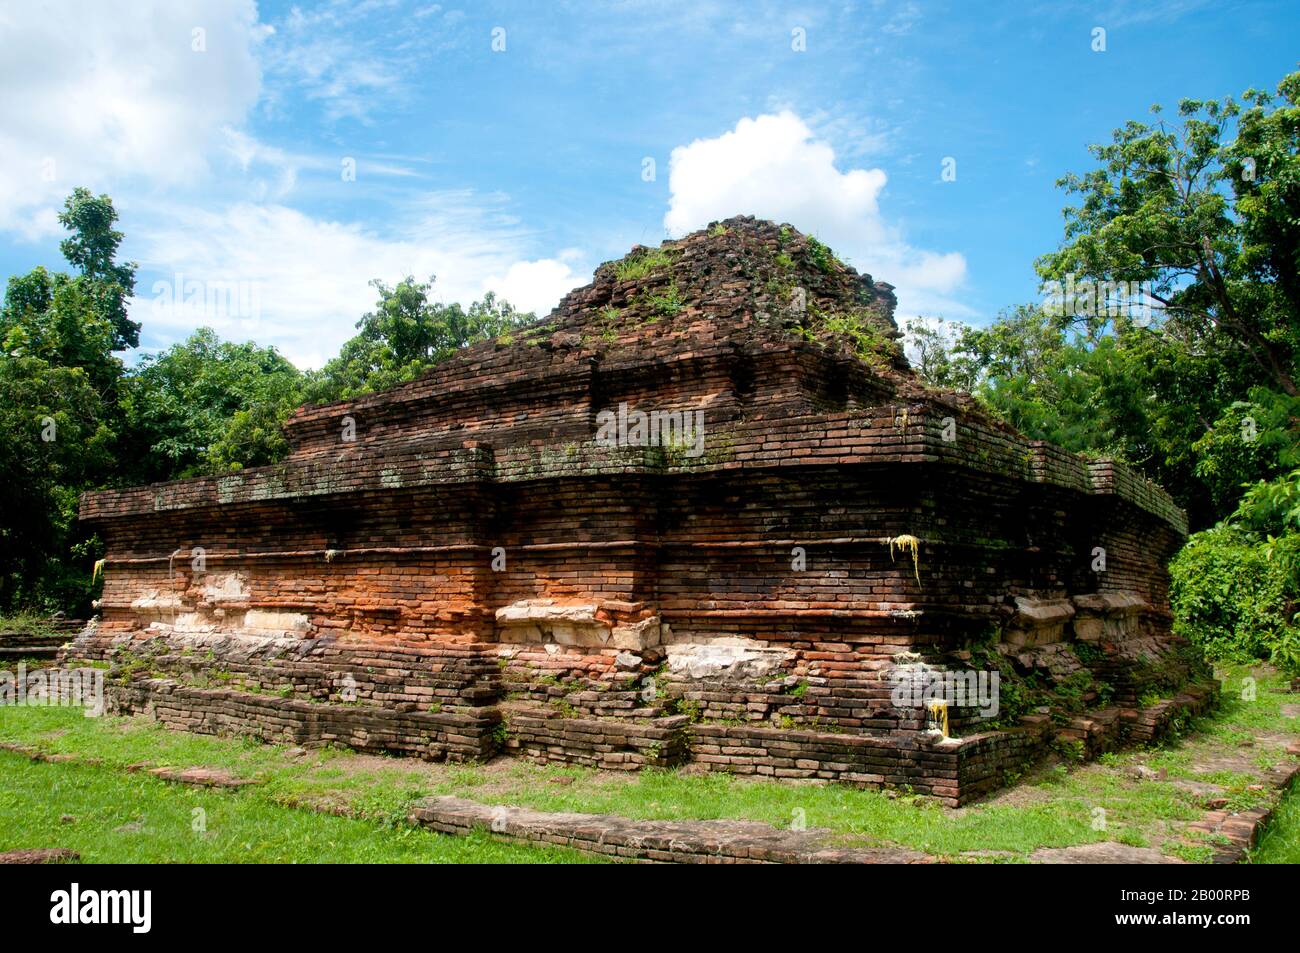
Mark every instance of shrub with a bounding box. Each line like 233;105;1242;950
615;247;674;282
1169;523;1300;672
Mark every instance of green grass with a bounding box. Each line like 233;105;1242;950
1251;784;1300;863
0;752;599;863
0;611;65;637
0;707;599;863
1;660;1296;863
473;764;1125;856
614;246;674;281
637;281;683;318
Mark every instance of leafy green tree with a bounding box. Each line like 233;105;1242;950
1037;71;1299;398
0;356;113;611
907;71;1300;529
0;190;139;612
306;278;529;402
902;318;979;391
56;187;140;351
0;266;124;397
123;328;305;481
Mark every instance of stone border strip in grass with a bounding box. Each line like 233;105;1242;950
0;848;80;865
409;795;934;864
1183;740;1300;863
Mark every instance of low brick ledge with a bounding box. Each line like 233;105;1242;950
408;795;934;864
106;679;499;762
1183;742;1300;863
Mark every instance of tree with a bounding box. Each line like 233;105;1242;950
903;300;1268;526
0;266;124;397
123;328;305;482
56;187;140;351
902;317;979;391
306;278;529;402
0;355;113;611
1037;71;1300;398
0;191;138;611
909;70;1300;528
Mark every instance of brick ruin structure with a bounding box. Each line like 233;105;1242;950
70;217;1214;805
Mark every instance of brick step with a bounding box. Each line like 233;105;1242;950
0;646;61;659
107;678;500;763
499;701;691;770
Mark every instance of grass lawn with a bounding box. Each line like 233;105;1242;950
0;662;1295;863
0;754;600;862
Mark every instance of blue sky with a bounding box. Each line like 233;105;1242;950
1;0;1296;368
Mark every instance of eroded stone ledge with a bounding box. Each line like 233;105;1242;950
408;795;934;864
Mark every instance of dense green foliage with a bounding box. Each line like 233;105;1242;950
1170;431;1300;672
121;329;305;482
0;191;131;613
1170;526;1300;670
909;69;1300;671
303;279;527;403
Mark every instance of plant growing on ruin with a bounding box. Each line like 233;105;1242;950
615;246;675;282
637;281;683;319
491;720;509;745
795;306;899;369
1071;641;1106;665
805;235;839;274
676;698;702;722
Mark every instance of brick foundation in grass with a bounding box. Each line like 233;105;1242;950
408;795;934;863
92;665;1218;807
105;677;497;762
0;617;84;661
69;216;1211;803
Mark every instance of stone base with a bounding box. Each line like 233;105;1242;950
106;678;498;762
58;620;1219;807
91;673;1218;808
500;702;690;769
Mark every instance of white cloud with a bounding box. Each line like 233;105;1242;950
134;197;588;369
664;111;972;321
0;1;582;370
481;256;586;318
0;0;268;237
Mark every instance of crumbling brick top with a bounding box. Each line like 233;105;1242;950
79;217;1187;535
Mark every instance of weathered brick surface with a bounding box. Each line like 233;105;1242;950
409;796;934;863
70;217;1207;804
106;678;497;762
0;617;84;660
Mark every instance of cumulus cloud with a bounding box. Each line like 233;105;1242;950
0;1;586;369
135;198;587;369
0;0;268;238
481;254;586;318
664;111;972;321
